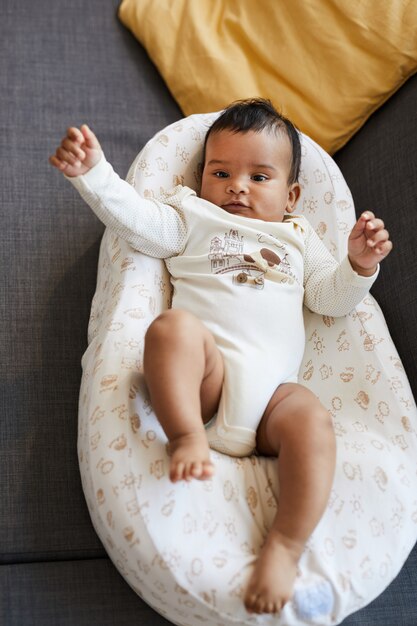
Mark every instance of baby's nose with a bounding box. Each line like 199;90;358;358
226;177;249;194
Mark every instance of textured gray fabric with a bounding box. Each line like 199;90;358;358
1;559;171;625
0;0;181;563
335;73;417;401
1;0;416;623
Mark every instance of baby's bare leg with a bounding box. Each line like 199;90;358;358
143;309;224;482
244;383;336;614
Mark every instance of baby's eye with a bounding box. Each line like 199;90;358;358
252;174;268;182
214;171;229;178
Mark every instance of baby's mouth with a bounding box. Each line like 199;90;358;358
222;201;250;212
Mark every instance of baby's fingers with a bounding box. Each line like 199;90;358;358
350;211;375;240
374;239;393;257
365;217;385;235
368;231;393;257
55;145;82;168
80;124;101;151
49;154;68;171
61;137;86;161
66;126;85;145
366;225;390;248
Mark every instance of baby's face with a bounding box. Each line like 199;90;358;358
200;129;300;222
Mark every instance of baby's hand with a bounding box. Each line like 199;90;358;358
348;211;392;276
49;125;102;177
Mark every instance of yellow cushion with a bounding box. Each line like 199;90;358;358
119;0;417;154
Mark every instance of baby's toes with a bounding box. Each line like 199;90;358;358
267;600;282;614
170;461;186;482
244;592;260;613
189;461;204;479
203;461;215;477
200;460;214;479
253;596;266;615
189;460;214;480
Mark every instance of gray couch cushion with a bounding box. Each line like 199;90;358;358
2;558;171;625
0;0;181;562
335;73;417;400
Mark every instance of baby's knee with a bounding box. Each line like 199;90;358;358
144;309;198;348
300;402;335;458
297;396;333;436
279;388;333;440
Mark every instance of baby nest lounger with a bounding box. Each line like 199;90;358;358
78;112;417;626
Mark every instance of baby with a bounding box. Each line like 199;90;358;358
50;99;392;615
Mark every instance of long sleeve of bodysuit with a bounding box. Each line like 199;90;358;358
68;154;189;258
302;220;378;317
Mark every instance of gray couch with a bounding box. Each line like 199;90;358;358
1;1;416;624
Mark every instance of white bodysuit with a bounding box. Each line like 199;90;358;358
70;156;378;456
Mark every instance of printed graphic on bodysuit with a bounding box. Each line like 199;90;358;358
207;229;298;287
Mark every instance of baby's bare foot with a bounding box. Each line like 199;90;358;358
244;531;302;614
167;431;214;482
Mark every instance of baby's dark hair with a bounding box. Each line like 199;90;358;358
203;98;301;185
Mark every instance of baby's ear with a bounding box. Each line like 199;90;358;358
287;182;301;213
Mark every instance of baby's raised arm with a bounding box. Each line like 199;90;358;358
348;211;392;276
49;125;102;177
50;128;190;258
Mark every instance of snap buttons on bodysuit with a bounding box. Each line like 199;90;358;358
233;271;265;289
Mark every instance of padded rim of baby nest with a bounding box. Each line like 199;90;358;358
78;112;417;626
